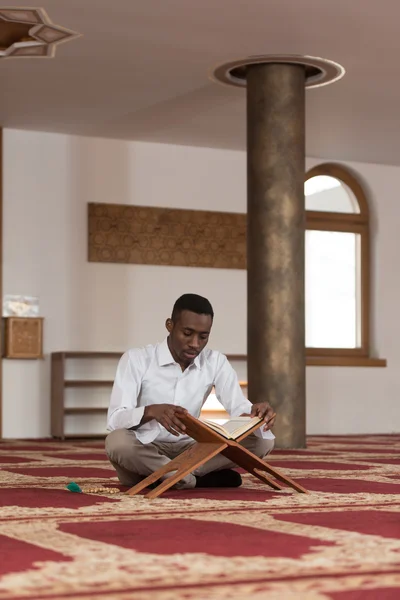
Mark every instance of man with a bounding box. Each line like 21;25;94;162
106;293;276;489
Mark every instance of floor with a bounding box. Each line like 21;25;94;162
0;435;399;599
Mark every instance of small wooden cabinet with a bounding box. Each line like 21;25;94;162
3;317;43;359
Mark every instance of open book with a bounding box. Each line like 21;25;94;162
200;416;263;440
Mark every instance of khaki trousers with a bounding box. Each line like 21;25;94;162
105;428;275;489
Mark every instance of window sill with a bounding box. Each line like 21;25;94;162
306;356;387;367
226;355;387;368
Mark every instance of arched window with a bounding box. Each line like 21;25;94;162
305;163;384;365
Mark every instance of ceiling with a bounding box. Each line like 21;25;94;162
0;0;399;165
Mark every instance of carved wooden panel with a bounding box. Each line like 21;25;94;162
88;203;246;269
3;317;43;359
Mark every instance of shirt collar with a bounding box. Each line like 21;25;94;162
192;353;202;369
157;338;202;369
157;338;175;366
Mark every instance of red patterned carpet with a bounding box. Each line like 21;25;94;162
0;435;399;599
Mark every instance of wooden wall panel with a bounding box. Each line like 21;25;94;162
88;203;246;269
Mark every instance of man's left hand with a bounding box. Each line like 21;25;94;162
250;402;276;431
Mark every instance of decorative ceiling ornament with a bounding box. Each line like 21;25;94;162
211;54;345;90
0;7;80;58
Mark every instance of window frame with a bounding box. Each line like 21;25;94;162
305;163;370;358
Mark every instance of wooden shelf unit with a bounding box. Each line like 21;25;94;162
51;351;122;439
51;351;248;439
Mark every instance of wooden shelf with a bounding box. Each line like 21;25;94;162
225;354;247;361
53;351;122;359
54;351;246;361
54;351;247;361
51;351;249;440
51;352;119;439
63;433;107;439
64;380;114;388
65;379;247;389
64;408;108;415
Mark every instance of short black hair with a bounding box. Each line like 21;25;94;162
171;294;214;322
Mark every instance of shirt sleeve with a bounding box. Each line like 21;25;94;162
213;354;252;417
213;354;275;440
107;351;146;431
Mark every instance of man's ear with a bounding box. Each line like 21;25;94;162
165;318;173;333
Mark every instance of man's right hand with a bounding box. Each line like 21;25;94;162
144;404;188;436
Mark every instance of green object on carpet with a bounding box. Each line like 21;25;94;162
66;482;82;493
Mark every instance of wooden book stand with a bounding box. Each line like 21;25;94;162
126;414;309;499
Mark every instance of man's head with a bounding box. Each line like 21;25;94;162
166;294;214;367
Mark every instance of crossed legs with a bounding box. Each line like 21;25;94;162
105;429;274;489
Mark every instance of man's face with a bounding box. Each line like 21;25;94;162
167;310;212;367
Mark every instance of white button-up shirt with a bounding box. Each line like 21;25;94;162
107;339;275;445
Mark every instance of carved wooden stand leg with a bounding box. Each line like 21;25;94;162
222;442;309;494
126;442;227;499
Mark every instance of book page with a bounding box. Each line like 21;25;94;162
201;416;262;439
222;416;262;438
201;420;233;438
220;417;252;435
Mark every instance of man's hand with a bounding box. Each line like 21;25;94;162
144;404;188;436
250;402;276;431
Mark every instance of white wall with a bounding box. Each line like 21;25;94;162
2;131;248;438
2;129;398;438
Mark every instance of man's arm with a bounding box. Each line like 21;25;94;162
107;351;188;436
107;351;145;431
213;354;276;431
140;405;188;436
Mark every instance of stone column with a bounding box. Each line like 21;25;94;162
246;63;306;448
